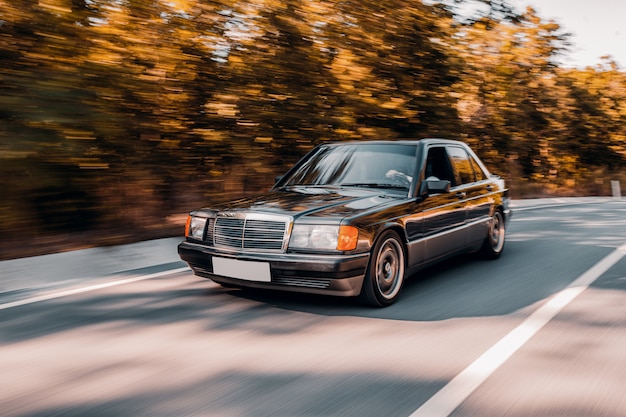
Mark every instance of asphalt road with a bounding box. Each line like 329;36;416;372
1;198;625;417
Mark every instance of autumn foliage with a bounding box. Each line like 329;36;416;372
1;0;625;258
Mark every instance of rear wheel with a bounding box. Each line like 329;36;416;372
480;210;505;259
359;230;406;307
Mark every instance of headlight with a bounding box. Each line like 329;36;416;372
289;225;358;251
185;215;208;240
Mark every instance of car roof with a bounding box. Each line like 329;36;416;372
321;138;466;147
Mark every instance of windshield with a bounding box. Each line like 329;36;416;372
278;143;418;192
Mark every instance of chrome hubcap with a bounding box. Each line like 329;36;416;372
375;238;404;299
489;212;505;252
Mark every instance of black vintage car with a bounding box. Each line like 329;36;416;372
178;139;511;307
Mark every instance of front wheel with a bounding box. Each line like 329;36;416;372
480;210;506;259
359;230;406;307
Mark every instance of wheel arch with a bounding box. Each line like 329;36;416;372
494;203;508;226
372;223;408;264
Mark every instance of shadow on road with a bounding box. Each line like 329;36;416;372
2;204;625;343
226;203;626;321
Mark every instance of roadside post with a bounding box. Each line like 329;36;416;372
611;180;621;198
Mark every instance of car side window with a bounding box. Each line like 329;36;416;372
446;146;476;186
425;146;456;186
469;155;487;181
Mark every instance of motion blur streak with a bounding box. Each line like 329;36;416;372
2;0;626;262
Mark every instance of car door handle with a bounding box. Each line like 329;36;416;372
486;185;494;191
455;192;466;199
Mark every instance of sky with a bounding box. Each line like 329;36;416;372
512;0;626;68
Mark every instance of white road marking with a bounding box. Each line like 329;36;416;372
409;242;626;417
0;267;190;311
512;197;624;212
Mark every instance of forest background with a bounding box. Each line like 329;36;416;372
1;0;625;259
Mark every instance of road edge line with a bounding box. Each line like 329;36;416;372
512;197;624;212
0;267;190;311
408;243;626;417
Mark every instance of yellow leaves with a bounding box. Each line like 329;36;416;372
86;39;127;65
193;129;225;142
268;93;291;101
204;94;240;118
331;48;372;93
76;161;110;169
159;139;181;148
162;0;193;14
208;103;239;118
87;51;123;66
160;119;188;132
254;136;273;143
38;0;71;14
334;128;354;136
245;85;263;96
0;150;35;159
381;97;405;110
63;130;96;140
228;55;243;65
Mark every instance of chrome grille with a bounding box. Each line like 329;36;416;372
213;214;288;251
205;218;215;244
273;277;331;289
214;218;245;248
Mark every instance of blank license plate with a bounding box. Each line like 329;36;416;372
212;257;271;282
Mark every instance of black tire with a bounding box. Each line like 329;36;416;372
359;230;406;307
480;210;505;259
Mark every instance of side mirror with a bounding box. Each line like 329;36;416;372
424;178;451;195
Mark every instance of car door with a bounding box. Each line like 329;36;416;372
420;145;468;261
446;145;494;247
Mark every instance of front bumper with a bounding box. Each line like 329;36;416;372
178;241;370;297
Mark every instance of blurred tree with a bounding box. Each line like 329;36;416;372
450;7;573;188
1;0;625;258
328;0;462;138
0;0;107;236
555;61;626;170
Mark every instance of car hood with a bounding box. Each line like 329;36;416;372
199;187;405;221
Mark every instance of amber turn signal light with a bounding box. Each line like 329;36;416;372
184;215;191;237
337;226;359;251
